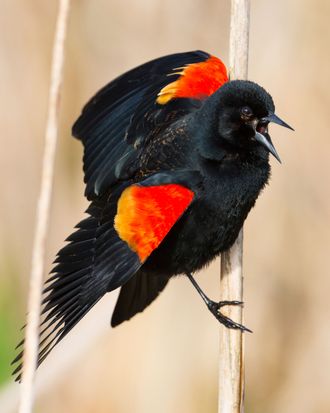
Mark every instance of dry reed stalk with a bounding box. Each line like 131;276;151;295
18;1;71;412
218;1;250;413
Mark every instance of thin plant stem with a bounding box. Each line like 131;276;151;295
18;1;71;412
218;1;250;413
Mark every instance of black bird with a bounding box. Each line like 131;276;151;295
13;50;292;378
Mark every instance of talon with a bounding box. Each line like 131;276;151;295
186;273;252;333
218;300;244;308
218;313;252;333
207;299;252;333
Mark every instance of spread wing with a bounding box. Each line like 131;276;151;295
12;186;141;380
12;173;197;380
72;50;228;199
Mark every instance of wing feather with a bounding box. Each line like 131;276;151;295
13;173;200;380
72;50;227;199
12;189;141;381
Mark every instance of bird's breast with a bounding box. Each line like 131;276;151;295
143;161;270;276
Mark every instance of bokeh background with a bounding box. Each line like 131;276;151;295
1;0;330;412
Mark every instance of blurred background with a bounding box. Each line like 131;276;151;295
1;0;330;412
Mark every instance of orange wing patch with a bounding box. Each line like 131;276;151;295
114;184;194;262
156;55;228;105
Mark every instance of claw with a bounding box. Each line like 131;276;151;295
218;300;243;308
186;273;252;333
208;300;252;333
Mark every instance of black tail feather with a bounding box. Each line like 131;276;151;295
111;271;169;327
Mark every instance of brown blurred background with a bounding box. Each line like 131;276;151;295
1;0;330;412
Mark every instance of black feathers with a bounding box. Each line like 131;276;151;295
13;192;141;381
111;272;170;327
13;50;291;380
72;51;210;199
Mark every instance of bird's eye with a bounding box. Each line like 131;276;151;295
240;106;253;120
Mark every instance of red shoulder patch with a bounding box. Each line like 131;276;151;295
156;55;228;105
114;184;194;262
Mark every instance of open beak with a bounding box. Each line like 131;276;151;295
254;113;293;163
254;131;281;163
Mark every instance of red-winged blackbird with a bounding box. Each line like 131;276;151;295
13;50;292;379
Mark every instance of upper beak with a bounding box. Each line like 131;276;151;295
254;112;293;163
264;113;294;131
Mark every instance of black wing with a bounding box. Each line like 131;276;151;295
12;186;141;380
72;50;214;199
12;170;201;380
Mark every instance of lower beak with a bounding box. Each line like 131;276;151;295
254;131;281;163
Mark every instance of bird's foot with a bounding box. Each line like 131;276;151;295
207;300;252;333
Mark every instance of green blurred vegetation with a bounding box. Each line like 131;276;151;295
0;255;24;386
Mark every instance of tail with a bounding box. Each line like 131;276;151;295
111;271;169;327
13;196;141;381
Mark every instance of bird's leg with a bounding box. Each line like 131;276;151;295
186;272;252;333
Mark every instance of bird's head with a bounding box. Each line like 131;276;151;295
216;80;293;162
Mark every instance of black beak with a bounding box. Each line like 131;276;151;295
254;132;281;163
264;113;294;131
253;112;293;163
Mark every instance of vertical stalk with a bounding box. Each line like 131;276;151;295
218;1;250;413
18;1;71;412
